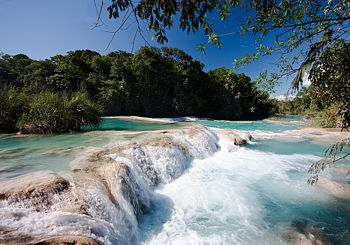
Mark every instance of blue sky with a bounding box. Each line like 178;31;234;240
0;0;294;95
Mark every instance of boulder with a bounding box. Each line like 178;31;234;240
234;137;247;146
224;131;247;146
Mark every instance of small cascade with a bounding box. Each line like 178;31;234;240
0;124;221;244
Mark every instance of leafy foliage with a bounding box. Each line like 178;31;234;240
277;39;350;129
0;47;274;126
275;46;350;182
1;91;101;134
100;0;276;50
309;40;350;110
232;0;350;91
308;138;350;185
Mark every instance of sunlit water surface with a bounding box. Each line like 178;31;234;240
1;117;349;244
0;119;180;178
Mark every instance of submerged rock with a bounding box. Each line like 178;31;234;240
317;177;350;201
286;127;350;143
284;220;332;245
282;220;332;245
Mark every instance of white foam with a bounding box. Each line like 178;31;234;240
141;135;326;244
2;126;338;244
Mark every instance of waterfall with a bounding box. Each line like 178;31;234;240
0;125;221;244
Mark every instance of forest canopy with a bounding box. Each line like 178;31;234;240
0;47;274;133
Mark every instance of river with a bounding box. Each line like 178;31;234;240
0;117;349;244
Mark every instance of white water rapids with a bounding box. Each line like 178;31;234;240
0;124;349;244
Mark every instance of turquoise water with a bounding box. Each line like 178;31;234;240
0;132;110;178
1;116;349;244
83;118;179;131
0;118;179;178
247;139;327;156
197;119;302;131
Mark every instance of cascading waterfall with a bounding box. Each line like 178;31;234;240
139;127;350;245
0;125;222;244
1;122;349;244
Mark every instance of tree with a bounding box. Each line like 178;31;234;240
48;50;100;94
130;47;174;116
161;47;207;116
309;40;350;111
307;41;350;183
22;60;56;93
207;68;273;120
0;54;17;88
0;47;275;133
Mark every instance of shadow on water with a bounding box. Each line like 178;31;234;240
138;192;175;243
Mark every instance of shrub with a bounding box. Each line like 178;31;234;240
67;92;102;131
314;104;339;128
17;92;101;134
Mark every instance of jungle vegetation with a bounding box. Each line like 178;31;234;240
0;47;274;134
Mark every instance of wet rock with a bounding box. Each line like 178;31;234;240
128;145;161;185
0;124;221;244
224;130;248;146
285;221;332;245
234;137;247;146
70;147;151;216
0;171;70;210
99;161;150;216
71;148;115;172
0;235;99;245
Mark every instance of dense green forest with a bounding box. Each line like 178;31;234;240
0;47;274;133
